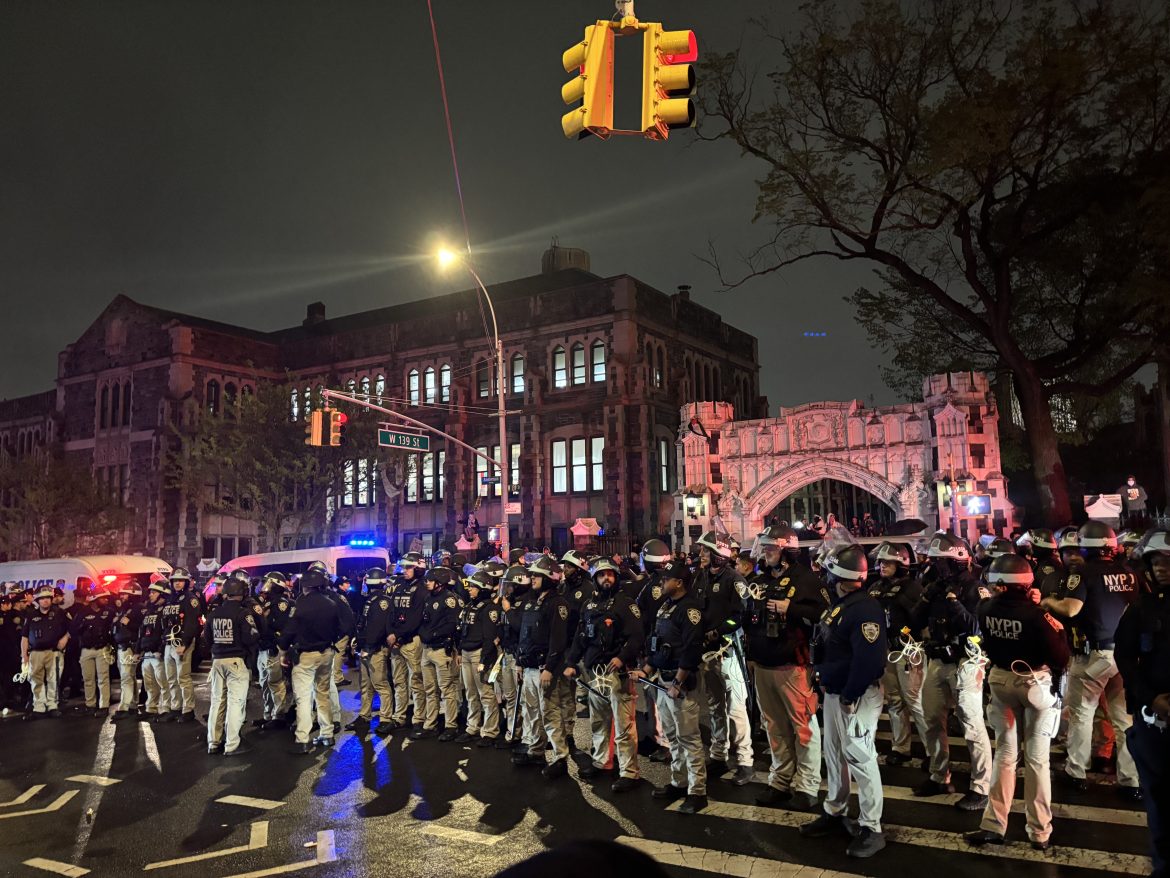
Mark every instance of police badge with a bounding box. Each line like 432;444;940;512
861;622;880;643
1065;574;1081;592
445;596;457;608
651;586;662;600
630;605;641;619
686;608;701;625
558;605;568;621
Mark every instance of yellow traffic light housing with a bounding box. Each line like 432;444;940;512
641;25;697;140
561;23;614;140
327;410;348;448
304;410;324;447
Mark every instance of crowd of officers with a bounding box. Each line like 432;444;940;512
2;522;1168;870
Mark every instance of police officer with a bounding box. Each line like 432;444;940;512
565;558;645;791
456;570;502;745
387;553;427;731
635;539;673;762
0;587;26;712
1042;520;1141;798
1017;529;1063;598
416;566;463;740
137;581;170;719
1116;528;1170;876
71;583;116;716
911;533;992;809
557;550;591;749
869;541;928;768
203;573;260;756
160;567;202;722
746;525;830;809
349;568;395;736
20;586;70;718
640;558;707;814
512;564;573;777
280;569;345;754
692;529;754;784
255;572;293;730
800;545;887;858
966;554;1069;851
111;582;145;720
495;562;527;749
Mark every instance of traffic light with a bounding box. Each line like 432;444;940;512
328;410;348;448
561;22;614;140
640;25;698;140
303;410;324;447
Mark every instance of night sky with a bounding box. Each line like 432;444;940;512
0;1;891;410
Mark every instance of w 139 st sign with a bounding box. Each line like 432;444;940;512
378;429;429;451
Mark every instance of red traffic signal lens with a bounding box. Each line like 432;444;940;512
336;412;348;425
663;31;698;64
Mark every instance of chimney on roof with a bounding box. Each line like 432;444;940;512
303;302;326;326
676;284;691;300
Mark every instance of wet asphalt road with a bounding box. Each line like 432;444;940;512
0;666;1153;878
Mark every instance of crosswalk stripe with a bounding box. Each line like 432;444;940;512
664;798;1151;875
0;784;45;807
216;795;285;811
22;858;91;877
219;830;337;878
143;821;268;871
0;791;78;821
617;835;865;877
66;775;120;787
418;825;506;846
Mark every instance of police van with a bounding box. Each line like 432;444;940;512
0;555;173;606
204;545;391;598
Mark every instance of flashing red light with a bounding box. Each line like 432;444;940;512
336;412;348;424
663;31;698;64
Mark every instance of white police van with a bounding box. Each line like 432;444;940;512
0;555;173;606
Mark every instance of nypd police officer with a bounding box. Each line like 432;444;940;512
202;574;261;756
20;586;70;718
280;570;345;754
350;568;395;736
416;566;463;740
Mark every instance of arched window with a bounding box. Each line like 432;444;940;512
476;361;490;398
360;376;371;397
591;340;606;383
408;369;420;405
552;346;567;389
241;384;253;401
346;378;356;395
206;380;220;415
224;382;237;408
424;366;436;403
375;373;386;401
571;343;586;385
439;365;451;403
291;388;300;420
100;386;110;429
121;382;131;426
510;354;525;395
110;383;120;426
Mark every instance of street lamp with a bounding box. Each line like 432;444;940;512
684;491;698;519
437;246;511;561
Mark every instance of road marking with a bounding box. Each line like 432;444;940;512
66;775;121;787
143;821;268;870
221;830;338;878
666;798;1152;875
617;836;866;878
216;795;285;811
140;721;162;772
0;784;45;807
22;858;91;877
0;790;78;820
418;824;506;846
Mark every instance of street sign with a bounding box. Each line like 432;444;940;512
504;501;521;515
378;429;429;451
481;475;501;485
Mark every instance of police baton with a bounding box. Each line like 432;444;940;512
634;675;674;696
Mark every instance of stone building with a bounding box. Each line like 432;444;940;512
0;248;763;566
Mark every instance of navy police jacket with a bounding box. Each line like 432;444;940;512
813;586;887;703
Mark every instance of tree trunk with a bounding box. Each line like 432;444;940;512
1158;356;1170;513
1012;365;1073;526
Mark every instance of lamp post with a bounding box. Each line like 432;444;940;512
438;248;510;562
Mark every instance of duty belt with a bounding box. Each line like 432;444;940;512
1088;640;1115;650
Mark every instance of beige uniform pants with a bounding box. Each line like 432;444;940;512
420;645;459;731
1065;649;1137;786
208;657;251;752
655;682;706;795
163;643;196;714
494;652;520;740
116;647;139;711
141;653;167;714
333;635;349;684
28;650;60;713
358;648;393;721
700;647;754;767
291;650;333;744
460;648;499;738
390;636;424;725
585;668;639;779
981;666;1061;843
80;646;112;709
520;668;571;762
822;686;885;833
922;659;992;794
753;663;821;796
258;648;289;720
883;655;928;756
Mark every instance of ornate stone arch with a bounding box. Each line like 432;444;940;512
743;457;904;527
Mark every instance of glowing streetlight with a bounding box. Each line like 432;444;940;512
436;247;459;270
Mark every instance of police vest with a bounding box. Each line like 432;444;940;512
517;597;550;664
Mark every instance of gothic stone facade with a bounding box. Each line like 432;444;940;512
0;266;762;566
675;371;1016;550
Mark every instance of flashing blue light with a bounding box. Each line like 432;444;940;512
597;528;605;536
348;538;378;548
802;331;828;337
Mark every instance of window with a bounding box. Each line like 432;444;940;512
408;369;420;406
121;382;131;426
591;341;606;383
237;537;252;557
511;354;525;395
206;380;220;415
510;442;520;497
202;538;217;559
591;437;604;488
224;382;237;418
346;378;356;395
100;386;110;429
375;374;386;401
571;343;586;385
342;460;355;507
658;437;671;492
553;347;567;389
424;367;436;404
475;445;489;497
360;376;370;397
405;454;418;503
551;439;567;494
651;345;663;389
302;386;311;415
421;452;435;502
357;458;370;506
440;365;451;403
571;439;587;492
110;383;120;426
437;450;446;499
220;537;235;561
476;361;490;398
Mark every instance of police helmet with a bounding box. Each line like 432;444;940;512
479;560;507;580
464;571;495;593
560;549;590;572
985;537;1015;559
875;541;912;568
307;560;330;576
35;585;54;600
528;555;562;581
639;539;671;571
927;533;971;562
985;553;1035;589
823;545;869;583
169;567;193;584
1118;530;1143;551
230;569;252;586
148;580;170;597
121;580;144;598
1136;528;1170;559
501;564;532;590
1017;528;1056;551
299;570;328;591
1056;526;1080;551
397;552;426;572
696;530;734;563
425;567;455;588
431;549;452;567
590;558;620;581
756;524;800;553
364;567;388;588
224;576;248;599
1078;520;1117;550
508;548;527;566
